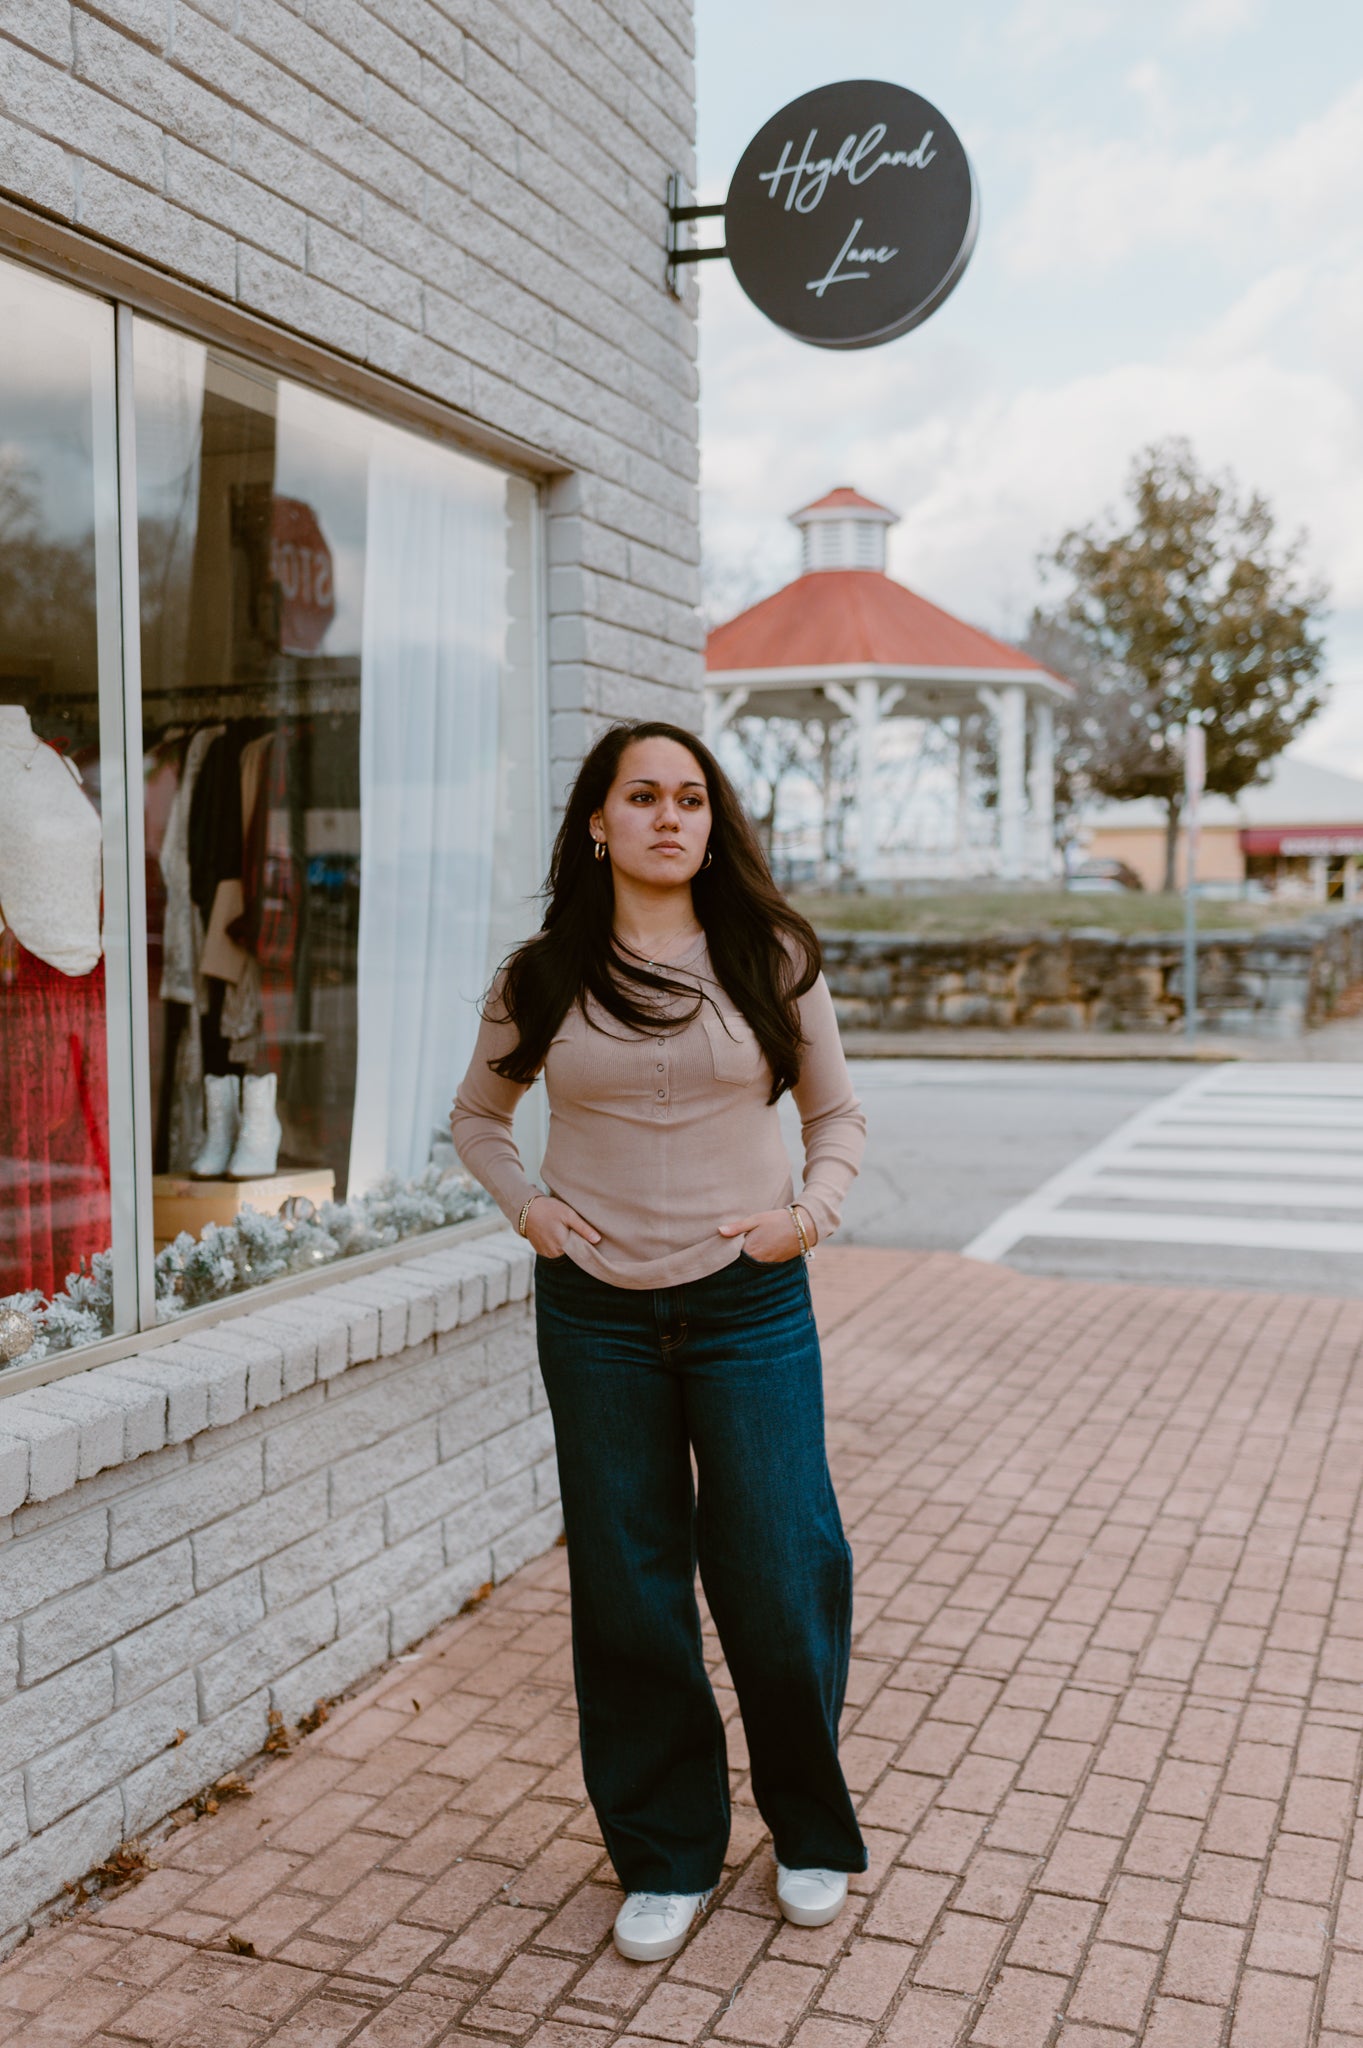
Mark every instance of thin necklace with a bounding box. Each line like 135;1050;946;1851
614;917;701;970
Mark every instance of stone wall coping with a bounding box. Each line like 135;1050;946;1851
817;912;1361;956
0;1230;534;1517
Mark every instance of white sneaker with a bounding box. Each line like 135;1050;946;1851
613;1888;712;1961
776;1863;849;1927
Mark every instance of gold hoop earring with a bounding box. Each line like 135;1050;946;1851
594;840;606;862
702;849;713;870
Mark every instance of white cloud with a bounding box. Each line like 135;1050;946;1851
701;282;1363;740
704;257;1359;581
1007;76;1363;277
1183;266;1311;364
883;359;1360;622
1001;0;1122;62
1176;0;1260;35
1124;60;1168;111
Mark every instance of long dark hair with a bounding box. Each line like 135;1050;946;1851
488;721;820;1101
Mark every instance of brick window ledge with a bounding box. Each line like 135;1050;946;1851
0;1231;534;1513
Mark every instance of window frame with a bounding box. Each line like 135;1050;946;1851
0;242;551;1402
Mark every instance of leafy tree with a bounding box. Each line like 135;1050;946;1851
1017;613;1143;851
0;453;98;726
1031;438;1328;888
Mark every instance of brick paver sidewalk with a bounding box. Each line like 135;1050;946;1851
8;1247;1363;2046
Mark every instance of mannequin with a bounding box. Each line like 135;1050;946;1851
0;706;110;1298
0;706;102;972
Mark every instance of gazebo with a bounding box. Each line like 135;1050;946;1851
704;488;1072;882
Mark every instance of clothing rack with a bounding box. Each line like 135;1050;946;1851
139;670;361;724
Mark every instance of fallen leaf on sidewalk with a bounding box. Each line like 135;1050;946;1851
94;1842;154;1886
192;1774;252;1819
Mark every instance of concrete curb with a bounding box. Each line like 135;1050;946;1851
844;1031;1258;1063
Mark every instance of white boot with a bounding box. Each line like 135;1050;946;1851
227;1072;282;1178
191;1074;241;1178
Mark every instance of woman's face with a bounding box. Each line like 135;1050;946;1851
591;736;713;892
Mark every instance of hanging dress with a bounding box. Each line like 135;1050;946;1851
0;710;109;1298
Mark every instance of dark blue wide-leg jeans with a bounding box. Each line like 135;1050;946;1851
534;1249;867;1895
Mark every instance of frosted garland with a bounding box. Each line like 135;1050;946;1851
0;1167;493;1370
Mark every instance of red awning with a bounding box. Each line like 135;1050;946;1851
1241;827;1363;856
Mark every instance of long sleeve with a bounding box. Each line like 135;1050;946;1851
790;972;866;1243
450;995;539;1227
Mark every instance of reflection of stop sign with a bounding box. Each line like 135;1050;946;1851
270;497;334;654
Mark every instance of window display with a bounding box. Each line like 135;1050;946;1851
0;256;542;1373
0;264;119;1338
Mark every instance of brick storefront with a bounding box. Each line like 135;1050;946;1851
0;0;701;1946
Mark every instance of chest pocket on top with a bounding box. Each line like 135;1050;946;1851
700;1003;766;1085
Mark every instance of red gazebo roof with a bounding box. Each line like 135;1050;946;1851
792;486;898;519
706;570;1058;678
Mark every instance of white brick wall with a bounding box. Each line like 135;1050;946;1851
0;1232;562;1950
0;0;704;799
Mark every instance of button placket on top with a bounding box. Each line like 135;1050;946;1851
654;1033;667;1115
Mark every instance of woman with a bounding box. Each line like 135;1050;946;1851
451;720;867;1962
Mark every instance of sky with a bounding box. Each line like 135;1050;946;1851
692;0;1363;771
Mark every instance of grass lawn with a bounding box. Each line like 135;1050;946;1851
789;889;1334;937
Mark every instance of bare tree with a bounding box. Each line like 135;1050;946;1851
701;546;787;631
722;715;826;861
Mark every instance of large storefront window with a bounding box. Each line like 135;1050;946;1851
0;258;542;1372
0;264;128;1362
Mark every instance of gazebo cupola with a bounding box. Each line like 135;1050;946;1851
791;486;899;574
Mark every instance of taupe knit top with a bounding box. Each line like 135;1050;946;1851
450;934;866;1290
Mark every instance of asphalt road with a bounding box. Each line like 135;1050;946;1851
818;1060;1186;1251
785;1058;1363;1297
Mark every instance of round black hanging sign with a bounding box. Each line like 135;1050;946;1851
724;80;979;351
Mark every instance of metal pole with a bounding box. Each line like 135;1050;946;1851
1184;725;1205;1042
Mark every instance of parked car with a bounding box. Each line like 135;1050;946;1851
1066;858;1145;893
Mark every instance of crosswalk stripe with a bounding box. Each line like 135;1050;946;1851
1160;1109;1363;1131
1007;1210;1363;1253
1077;1175;1363;1209
1208;1077;1363;1096
964;1063;1363;1265
1121;1148;1363;1175
1121;1146;1363;1179
1140;1125;1363;1151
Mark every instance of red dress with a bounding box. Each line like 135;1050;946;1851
0;927;111;1298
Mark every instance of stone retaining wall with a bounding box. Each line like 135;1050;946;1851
821;911;1363;1037
0;1230;554;1952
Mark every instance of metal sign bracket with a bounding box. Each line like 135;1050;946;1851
667;173;727;296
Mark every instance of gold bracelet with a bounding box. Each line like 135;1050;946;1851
517;1192;541;1238
788;1203;812;1261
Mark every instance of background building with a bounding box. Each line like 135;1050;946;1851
0;2;700;1946
1085;755;1363;899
